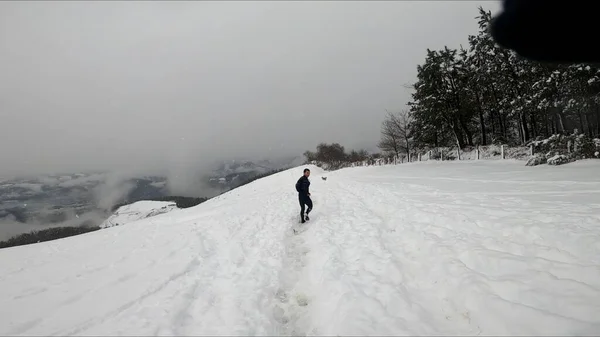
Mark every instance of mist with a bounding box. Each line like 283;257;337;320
0;207;108;242
0;1;499;179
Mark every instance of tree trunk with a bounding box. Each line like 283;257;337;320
556;109;566;134
520;112;530;144
475;91;487;145
529;111;537;139
544;109;552;138
459;116;474;146
596;105;600;136
585;112;593;137
578;108;585;134
501;114;508;141
490;110;497;140
487;84;502;141
450;118;466;149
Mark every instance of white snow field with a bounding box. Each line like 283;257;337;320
1;160;600;336
100;200;179;229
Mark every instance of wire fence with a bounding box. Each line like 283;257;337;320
345;144;532;168
312;138;600;170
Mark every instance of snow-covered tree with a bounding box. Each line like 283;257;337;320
403;7;600;149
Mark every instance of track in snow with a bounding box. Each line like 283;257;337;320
1;161;600;335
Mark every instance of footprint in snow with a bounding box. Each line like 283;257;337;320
272;305;289;324
276;288;289;303
296;293;309;307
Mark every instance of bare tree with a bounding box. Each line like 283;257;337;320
378;110;412;158
315;143;347;169
303;150;317;163
378;118;401;158
348;149;369;163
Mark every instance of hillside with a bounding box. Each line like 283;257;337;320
0;156;298;240
0;173;169;241
100;201;179;228
1;162;599;335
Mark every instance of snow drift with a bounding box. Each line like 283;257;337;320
100;200;179;229
1;161;599;335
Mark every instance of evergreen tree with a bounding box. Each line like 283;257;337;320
403;7;600;150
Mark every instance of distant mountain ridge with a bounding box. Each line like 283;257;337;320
0;155;305;240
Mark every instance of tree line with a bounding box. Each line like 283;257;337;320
0;225;101;249
304;143;382;169
379;7;600;157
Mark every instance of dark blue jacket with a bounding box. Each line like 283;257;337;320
296;176;310;195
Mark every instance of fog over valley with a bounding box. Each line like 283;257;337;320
0;1;497;240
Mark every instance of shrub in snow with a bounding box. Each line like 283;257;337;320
530;134;570;156
506;146;531;160
443;151;457;161
427;148;442;160
528;133;600;166
526;155;547;166
573;134;597;159
547;154;571;166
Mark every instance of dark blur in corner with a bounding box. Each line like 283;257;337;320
490;0;600;64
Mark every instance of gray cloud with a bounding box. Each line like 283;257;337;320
0;1;500;178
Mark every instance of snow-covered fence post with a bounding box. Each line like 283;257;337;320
441;149;444;161
476;147;480;160
428;150;432;161
457;148;461;160
530;144;534;156
501;145;505;159
418;153;422;161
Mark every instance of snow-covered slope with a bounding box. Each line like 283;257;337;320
100;200;179;228
1;161;600;335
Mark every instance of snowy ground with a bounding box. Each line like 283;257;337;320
1;160;600;335
100;200;179;229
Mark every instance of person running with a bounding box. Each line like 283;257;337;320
295;168;312;223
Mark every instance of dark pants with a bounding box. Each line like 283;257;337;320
299;193;312;220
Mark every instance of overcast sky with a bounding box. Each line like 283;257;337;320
0;1;500;178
